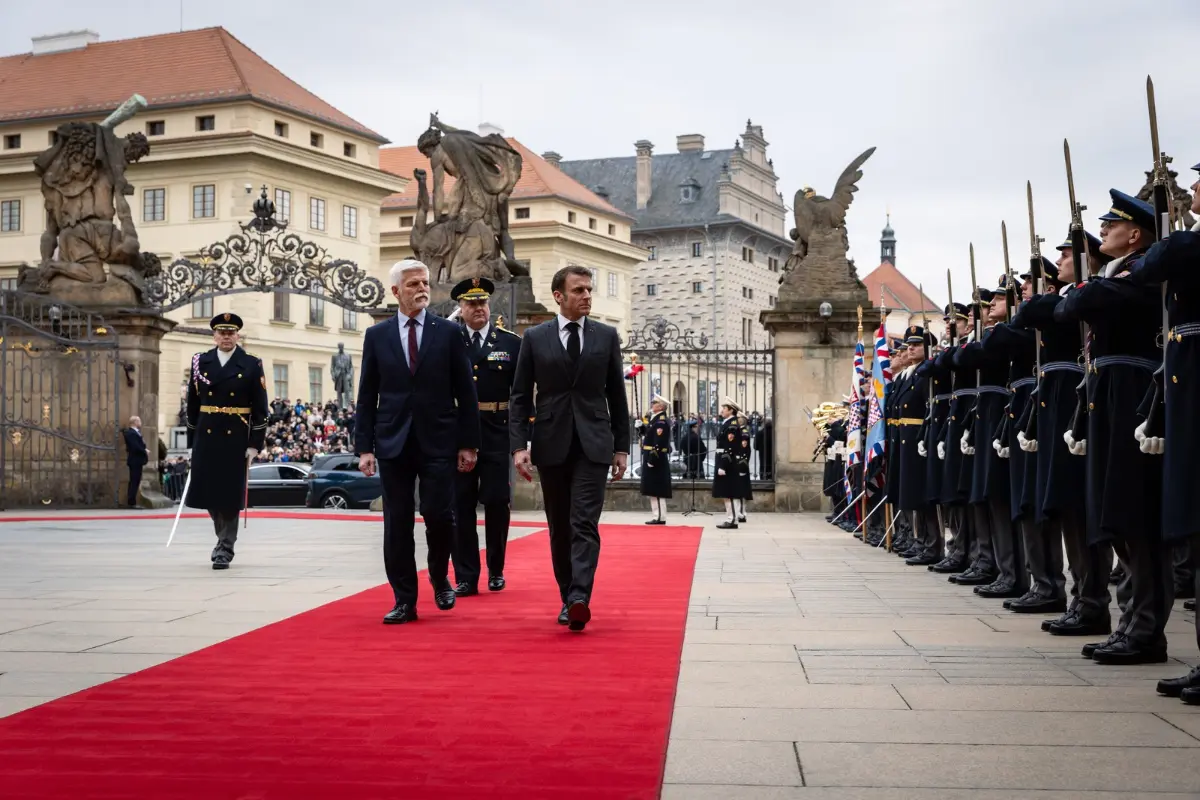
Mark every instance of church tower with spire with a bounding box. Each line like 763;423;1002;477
880;214;896;266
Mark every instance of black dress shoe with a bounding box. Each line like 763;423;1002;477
1049;615;1111;637
956;571;997;586
454;581;479;597
383;603;418;624
212;561;230;570
1010;596;1068;614
717;521;738;530
1156;666;1200;698
931;560;967;574
1185;599;1196;611
1092;635;1168;665
906;553;940;566
431;580;457;611
567;600;590;632
645;518;666;525
557;604;569;625
488;574;505;591
737;515;747;523
1182;687;1200;705
977;583;1022;599
1003;591;1035;610
1081;631;1124;658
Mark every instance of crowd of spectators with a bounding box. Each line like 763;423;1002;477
257;398;356;464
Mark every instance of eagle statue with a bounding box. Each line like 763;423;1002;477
787;147;876;263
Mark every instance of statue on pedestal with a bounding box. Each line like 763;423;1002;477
17;95;161;306
331;343;355;409
410;113;529;284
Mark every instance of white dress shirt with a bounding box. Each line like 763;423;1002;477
217;348;233;366
397;308;427;371
557;314;586;351
466;321;490;347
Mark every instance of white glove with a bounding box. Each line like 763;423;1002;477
1134;420;1165;455
634;420;645;431
937;441;946;460
918;440;927;458
245;447;258;459
717;468;726;476
1017;430;1038;453
960;429;975;456
993;439;1010;459
1064;429;1087;457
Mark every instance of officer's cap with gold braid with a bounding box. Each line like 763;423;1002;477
210;312;243;331
1098;188;1154;231
452;276;496;302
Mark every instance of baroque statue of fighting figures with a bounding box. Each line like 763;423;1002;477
17;94;161;306
410;113;530;284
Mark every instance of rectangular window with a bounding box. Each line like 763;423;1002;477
588;268;599;286
567;211;577;224
196;115;215;132
515;207;530;219
768;256;779;272
146;120;165;136
273;291;289;322
647;284;657;296
0;277;17;290
309;197;326;231
192;185;215;218
1;200;20;232
342;205;358;238
274;121;289;137
342;305;357;331
309;367;322;404
143;188;165;222
343;142;356;158
309;289;325;327
607;272;618;297
3;134;20;150
748;287;754;300
400;215;414;227
310;132;324;148
742;286;749;298
741;247;754;263
769;295;777;308
647;246;657;261
274;188;291;222
273;365;289;399
692;281;703;294
191;294;212;320
691;242;703;257
588;217;597;230
607;223;616;235
742;318;751;345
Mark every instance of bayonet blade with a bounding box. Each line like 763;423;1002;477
1148;75;1162;170
1064;139;1079;225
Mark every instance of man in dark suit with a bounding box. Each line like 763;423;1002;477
121;416;149;507
185;313;270;569
510;265;630;631
355;259;481;625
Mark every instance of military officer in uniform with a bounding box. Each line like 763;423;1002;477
712;398;744;529
449;277;521;595
735;412;753;523
185;313;269;569
638;394;673;524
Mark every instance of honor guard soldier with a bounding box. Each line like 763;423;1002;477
735;413;753;523
1055;189;1170;665
921;304;968;574
449;277;522;595
712;398;745;529
185;313;269;569
638;394;673;524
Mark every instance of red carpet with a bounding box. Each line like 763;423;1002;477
0;510;545;526
0;524;701;799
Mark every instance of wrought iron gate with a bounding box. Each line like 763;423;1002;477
0;291;121;509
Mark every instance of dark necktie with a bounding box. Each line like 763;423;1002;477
565;321;580;362
406;317;419;374
472;330;483;356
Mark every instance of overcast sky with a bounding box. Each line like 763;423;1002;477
4;0;1200;307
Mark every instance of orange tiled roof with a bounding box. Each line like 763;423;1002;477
861;261;939;312
380;138;632;220
0;27;385;141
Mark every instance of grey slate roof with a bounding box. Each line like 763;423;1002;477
560;148;748;232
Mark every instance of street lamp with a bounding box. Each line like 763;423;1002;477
818;301;833;344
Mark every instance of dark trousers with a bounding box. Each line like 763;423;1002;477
1059;509;1111;620
1112;534;1173;645
946;505;969;564
127;464;142;507
538;435;609;604
452;463;511;587
1020;516;1066;600
1173;541;1194;595
208;508;239;561
1193;530;1200;652
914;509;943;558
969;503;997;576
379;438;456;606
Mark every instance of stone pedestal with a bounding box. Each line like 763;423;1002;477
762;228;869;512
109;312;178;509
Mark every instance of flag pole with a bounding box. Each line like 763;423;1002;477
856;305;867;539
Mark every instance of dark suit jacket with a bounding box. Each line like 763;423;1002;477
122;427;148;467
354;312;481;460
509;317;630;466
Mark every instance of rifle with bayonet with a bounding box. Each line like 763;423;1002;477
962;245;981;454
1063;139;1091;451
1139;75;1172;450
1019;181;1046;449
992;222;1016;456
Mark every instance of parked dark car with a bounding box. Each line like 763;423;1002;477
305;453;381;510
247;463;311;507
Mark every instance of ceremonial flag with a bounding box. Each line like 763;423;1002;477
845;340;865;467
864;322;889;468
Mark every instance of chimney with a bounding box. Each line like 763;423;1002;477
676;133;705;153
478;121;505;137
542;150;562;168
32;29;99;55
635;139;654;210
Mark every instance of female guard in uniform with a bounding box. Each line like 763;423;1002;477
639;394;672;524
712;398;744;529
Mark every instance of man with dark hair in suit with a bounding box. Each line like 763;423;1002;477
509;265;631;631
121;416;149;507
355;259;481;625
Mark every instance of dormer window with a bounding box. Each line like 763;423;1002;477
679;177;701;204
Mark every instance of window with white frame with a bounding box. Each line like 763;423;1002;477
310;197;326;231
